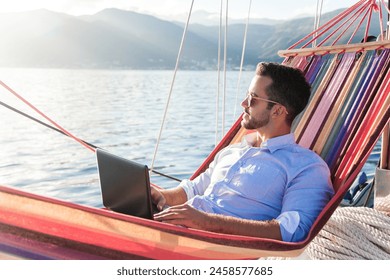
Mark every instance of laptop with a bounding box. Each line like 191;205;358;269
96;148;157;219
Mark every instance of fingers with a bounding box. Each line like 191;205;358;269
154;210;181;221
154;204;184;219
154;207;184;226
153;204;202;229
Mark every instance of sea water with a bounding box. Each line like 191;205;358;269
0;68;254;207
0;68;380;208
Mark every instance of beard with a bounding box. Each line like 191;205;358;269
241;109;270;130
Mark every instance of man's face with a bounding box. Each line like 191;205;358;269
241;75;273;130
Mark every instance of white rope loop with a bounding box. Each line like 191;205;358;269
307;195;390;260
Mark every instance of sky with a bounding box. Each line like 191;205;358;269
0;0;361;20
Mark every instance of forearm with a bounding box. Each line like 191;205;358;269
154;203;283;240
203;214;282;240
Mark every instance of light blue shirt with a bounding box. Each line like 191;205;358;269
180;133;334;242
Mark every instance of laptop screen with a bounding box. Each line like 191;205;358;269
96;148;154;219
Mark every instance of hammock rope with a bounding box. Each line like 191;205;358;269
0;79;187;182
322;1;370;47
287;0;387;52
0;100;98;149
0;80;95;153
0;93;183;182
288;0;367;50
331;3;371;46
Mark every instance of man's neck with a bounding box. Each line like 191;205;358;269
256;127;291;146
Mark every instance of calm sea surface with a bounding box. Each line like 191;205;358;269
0;68;255;207
0;68;380;208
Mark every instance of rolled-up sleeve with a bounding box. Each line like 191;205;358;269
179;143;248;200
276;163;334;242
179;152;220;200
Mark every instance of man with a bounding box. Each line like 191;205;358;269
152;62;334;242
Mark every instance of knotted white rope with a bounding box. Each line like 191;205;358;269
260;196;390;260
307;195;390;260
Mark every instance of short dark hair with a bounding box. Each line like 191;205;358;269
256;62;311;124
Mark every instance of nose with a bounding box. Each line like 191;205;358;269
241;94;249;108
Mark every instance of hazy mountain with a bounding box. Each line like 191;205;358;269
0;8;221;69
0;8;384;69
161;10;284;26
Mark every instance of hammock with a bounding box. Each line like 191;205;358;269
1;0;390;259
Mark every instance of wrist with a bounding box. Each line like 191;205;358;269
161;187;187;206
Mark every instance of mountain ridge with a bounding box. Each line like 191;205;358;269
0;7;383;69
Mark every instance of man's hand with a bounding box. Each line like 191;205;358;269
150;186;188;210
154;202;283;240
153;203;209;229
150;185;167;211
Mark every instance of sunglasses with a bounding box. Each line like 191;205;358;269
245;92;289;115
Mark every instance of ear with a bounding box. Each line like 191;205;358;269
271;105;284;117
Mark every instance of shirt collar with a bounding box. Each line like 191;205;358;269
243;132;296;153
259;133;296;153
